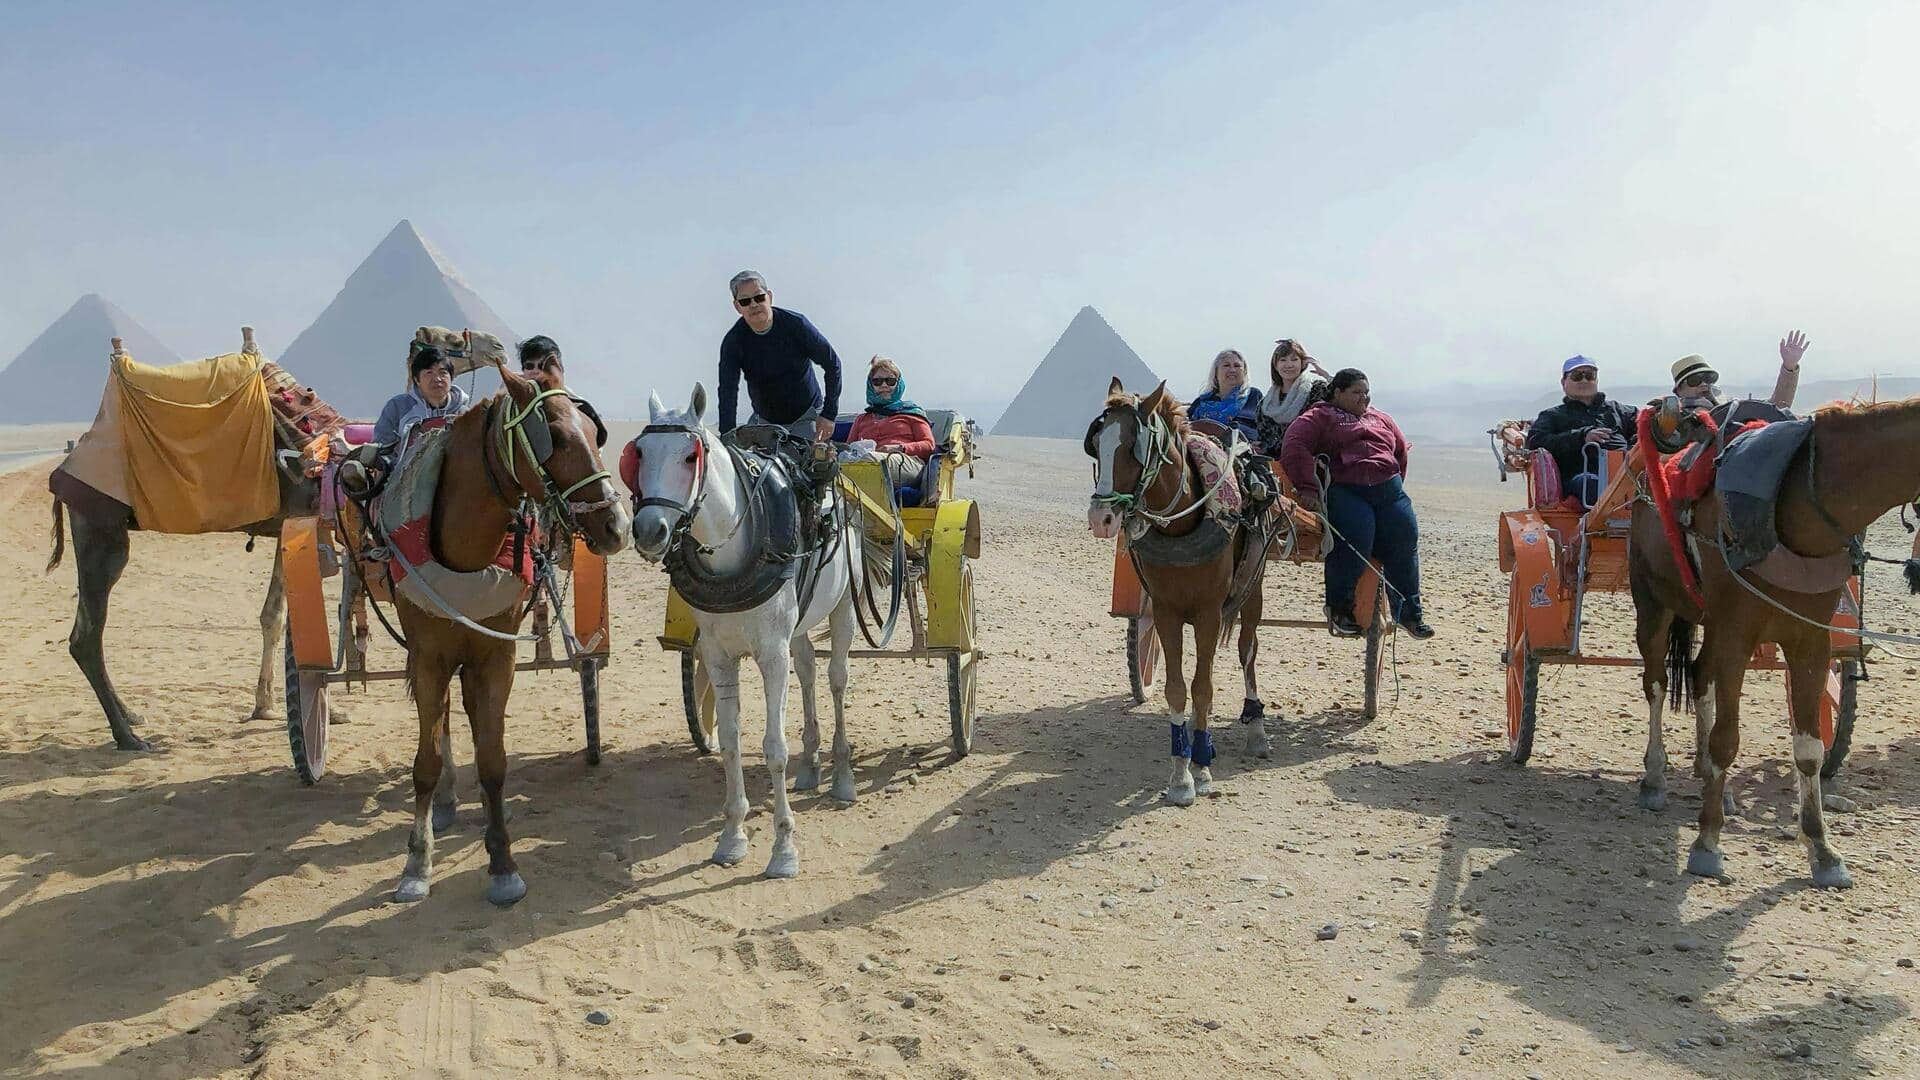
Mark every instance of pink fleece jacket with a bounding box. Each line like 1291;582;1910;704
1280;402;1410;491
846;412;936;460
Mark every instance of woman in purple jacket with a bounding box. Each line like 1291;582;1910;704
1280;368;1432;640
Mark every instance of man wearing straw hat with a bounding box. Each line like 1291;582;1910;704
1671;330;1810;413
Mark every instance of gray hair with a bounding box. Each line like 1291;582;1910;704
1203;348;1247;395
728;270;768;298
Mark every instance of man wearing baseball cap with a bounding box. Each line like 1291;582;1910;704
1525;355;1638;507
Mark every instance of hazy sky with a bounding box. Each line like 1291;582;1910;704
2;1;1916;417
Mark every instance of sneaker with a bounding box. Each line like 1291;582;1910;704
1325;607;1363;638
1403;619;1435;640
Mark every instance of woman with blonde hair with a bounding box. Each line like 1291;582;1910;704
846;355;935;489
1188;348;1262;442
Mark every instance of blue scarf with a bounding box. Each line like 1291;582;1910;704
865;372;926;418
1190;384;1248;427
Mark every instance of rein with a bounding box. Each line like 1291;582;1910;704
1091;409;1229;530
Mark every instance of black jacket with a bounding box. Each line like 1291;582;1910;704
1525;393;1637;481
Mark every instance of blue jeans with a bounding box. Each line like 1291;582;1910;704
1324;476;1423;622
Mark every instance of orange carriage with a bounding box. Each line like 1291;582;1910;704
1490;419;1862;774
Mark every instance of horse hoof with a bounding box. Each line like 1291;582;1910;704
1193;769;1215;797
1638;786;1667;812
487;872;527;907
712;836;749;867
249;708;285;723
1811;862;1854;890
1164;785;1196;807
829;775;858;805
431;801;457;834
791;763;822;793
764;848;800;880
394;877;430;903
114;734;156;752
1685;847;1724;879
1246;734;1273;759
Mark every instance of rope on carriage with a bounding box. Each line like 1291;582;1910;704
1709;534;1920;660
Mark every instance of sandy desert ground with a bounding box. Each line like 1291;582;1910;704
3;431;1919;1079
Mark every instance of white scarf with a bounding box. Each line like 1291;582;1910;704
1260;373;1326;427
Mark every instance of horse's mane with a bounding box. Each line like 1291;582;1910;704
1103;387;1191;437
1810;392;1920;426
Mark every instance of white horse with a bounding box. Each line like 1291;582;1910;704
628;384;861;879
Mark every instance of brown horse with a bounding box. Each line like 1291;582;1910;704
1630;396;1920;889
1086;378;1267;805
384;362;628;906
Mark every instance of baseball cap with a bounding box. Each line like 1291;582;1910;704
1561;355;1597;375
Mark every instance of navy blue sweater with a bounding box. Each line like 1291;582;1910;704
717;307;842;432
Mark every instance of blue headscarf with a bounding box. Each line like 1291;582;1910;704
865;364;926;418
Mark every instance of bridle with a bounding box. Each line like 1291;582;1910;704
483;385;618;536
1085;405;1218;528
630;423;751;556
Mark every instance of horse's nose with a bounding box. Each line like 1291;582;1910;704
631;512;669;558
589;503;632;556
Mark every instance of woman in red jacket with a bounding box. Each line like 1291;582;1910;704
1279;368;1433;640
846;356;936;490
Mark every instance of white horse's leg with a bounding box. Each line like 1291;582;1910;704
708;652;749;867
760;640;799;879
251;546;286;721
790;630;822;793
827;589;857;804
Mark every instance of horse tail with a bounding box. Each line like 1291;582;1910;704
1666;617;1696;712
46;498;66;574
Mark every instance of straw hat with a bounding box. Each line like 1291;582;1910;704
1670;354;1716;385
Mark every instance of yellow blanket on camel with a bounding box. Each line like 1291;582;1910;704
63;351;277;533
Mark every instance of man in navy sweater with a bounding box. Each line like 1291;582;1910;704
718;270;842;442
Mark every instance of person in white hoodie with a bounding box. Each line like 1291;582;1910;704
340;343;471;494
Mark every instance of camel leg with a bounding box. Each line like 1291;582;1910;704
431;703;457;832
1686;632;1746;879
827;591;857;804
790;630;822;793
760;642;799;879
462;651;525;906
1634;604;1674;811
250;545;287;721
707;651;750;866
1190;609;1222;797
395;652;452;902
67;514;149;751
1158;615;1195;807
1785;636;1851;889
1238;589;1270;758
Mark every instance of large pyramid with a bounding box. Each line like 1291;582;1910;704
278;220;517;418
992;306;1161;437
0;294;181;423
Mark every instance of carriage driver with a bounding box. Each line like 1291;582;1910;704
1524;356;1637;508
718;270;843;442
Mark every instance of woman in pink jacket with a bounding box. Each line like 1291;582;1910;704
1280;368;1432;640
846;356;936;491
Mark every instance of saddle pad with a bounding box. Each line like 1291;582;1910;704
374;418;532;622
1716;418;1813;570
1186;436;1243;520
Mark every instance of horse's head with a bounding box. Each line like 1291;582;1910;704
625;383;714;562
1085;376;1170;539
495;363;630;556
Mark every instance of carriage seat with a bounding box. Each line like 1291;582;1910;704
833;408;967;508
342;422;376;446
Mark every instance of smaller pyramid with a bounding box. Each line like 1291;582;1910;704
992;307;1161;437
0;295;181;423
278;220;518;418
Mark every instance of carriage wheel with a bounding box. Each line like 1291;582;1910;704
1506;646;1541;765
1127;600;1161;705
284;622;330;785
579;657;602;766
947;559;979;756
679;651;715;755
1821;659;1860;780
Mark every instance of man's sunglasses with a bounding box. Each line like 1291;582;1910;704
1683;372;1718;388
734;292;769;308
1565;369;1597;382
870;377;898;388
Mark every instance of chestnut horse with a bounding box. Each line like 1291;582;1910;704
1086;378;1268;805
387;362;628;906
1630;396;1920;889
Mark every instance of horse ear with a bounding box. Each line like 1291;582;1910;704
690;383;708;422
1139;381;1168;415
648;391;666;423
1108;375;1125;396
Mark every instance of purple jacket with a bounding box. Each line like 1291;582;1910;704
1280;402;1410;492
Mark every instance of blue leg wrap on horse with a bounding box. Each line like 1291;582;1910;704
1192;729;1216;768
1169;722;1191;759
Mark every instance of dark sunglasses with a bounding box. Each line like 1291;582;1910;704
1564;369;1597;382
870;376;898;387
1683;372;1718;388
734;292;769;307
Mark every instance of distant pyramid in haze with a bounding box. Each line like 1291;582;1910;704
278;220;517;418
992;306;1160;437
0;294;181;423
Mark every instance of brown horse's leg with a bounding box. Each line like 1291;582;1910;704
396;651;452;902
431;703;457;833
1631;590;1676;811
1190;609;1222;797
1785;632;1851;888
1238;587;1270;758
1686;630;1747;878
67;514;149;751
1156;613;1195;806
460;649;526;906
250;545;287;721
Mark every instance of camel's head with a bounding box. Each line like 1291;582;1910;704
412;326;509;379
